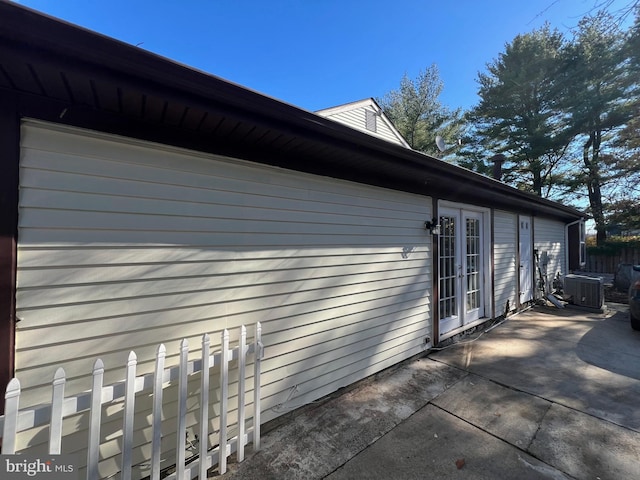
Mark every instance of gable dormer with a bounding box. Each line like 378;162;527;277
316;98;410;148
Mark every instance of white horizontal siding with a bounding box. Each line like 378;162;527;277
16;121;432;478
493;210;517;316
322;108;406;146
534;217;566;294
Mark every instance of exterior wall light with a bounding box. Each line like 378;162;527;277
424;218;441;235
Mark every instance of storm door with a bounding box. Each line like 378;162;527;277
439;208;485;337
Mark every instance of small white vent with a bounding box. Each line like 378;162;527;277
564;275;604;309
365;110;377;132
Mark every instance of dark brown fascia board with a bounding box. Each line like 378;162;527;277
20;89;583;223
0;90;18;409
0;1;317;128
0;1;585;223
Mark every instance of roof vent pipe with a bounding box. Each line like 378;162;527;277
489;154;506;181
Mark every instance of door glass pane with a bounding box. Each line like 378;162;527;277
439;216;457;319
466;217;481;310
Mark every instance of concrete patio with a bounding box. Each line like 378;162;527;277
220;303;640;480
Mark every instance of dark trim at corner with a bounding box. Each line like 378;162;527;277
0;92;19;408
516;215;523;310
490;209;496;320
431;197;440;346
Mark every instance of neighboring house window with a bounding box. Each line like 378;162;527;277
365;110;377;133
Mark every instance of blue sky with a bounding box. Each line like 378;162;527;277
15;0;634;112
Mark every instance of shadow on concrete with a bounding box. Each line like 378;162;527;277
223;304;640;480
429;304;640;432
576;303;640;381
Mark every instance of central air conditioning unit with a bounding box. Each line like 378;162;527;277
564;274;604;310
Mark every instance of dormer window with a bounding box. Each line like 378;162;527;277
365;110;377;133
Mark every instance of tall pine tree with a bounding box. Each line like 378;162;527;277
561;11;635;244
467;24;572;197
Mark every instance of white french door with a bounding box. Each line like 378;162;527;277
519;215;533;304
439;208;486;337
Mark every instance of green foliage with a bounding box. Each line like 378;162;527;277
586;236;640;256
562;12;633;136
466;7;640;245
376;65;464;158
560;11;637;245
606;199;640;231
612;9;640;203
464;24;573;197
378;4;640;248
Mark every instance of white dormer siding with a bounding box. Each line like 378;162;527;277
316;99;410;148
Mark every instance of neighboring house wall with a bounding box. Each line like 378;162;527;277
533;217;566;294
493;210;518;316
15;121;432;476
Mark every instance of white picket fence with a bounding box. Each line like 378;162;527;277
1;323;263;480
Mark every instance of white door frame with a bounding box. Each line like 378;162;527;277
518;215;533;305
438;202;491;340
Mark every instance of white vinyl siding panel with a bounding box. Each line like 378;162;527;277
16;121;433;394
16;122;432;475
533;217;566;294
323;108;406;146
493;210;517;316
